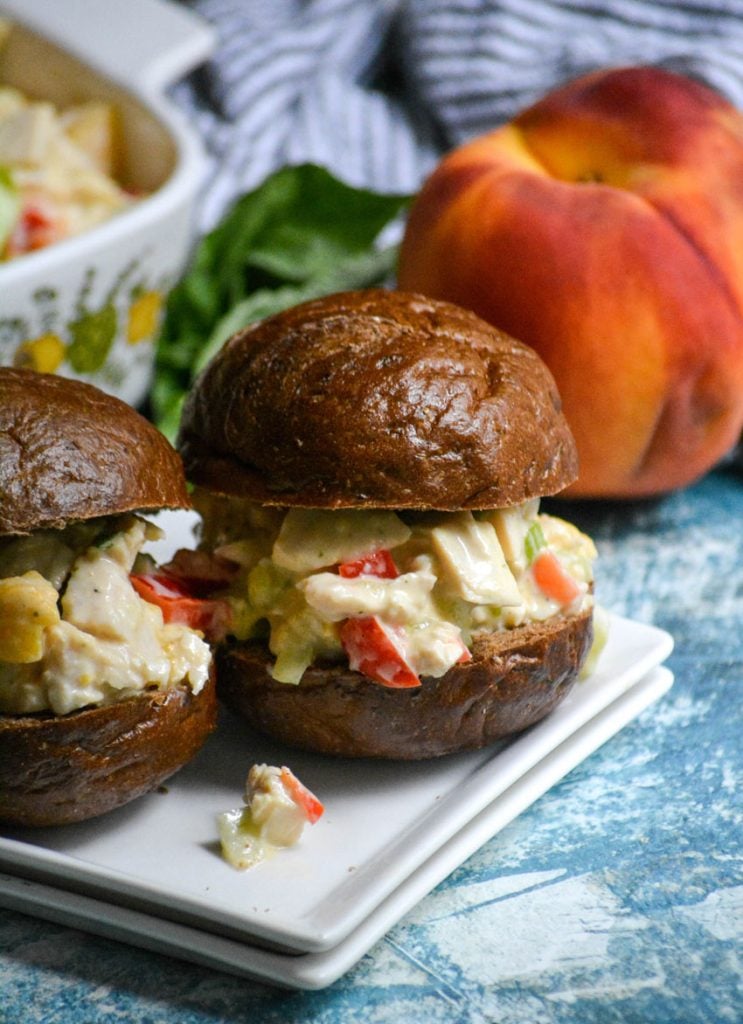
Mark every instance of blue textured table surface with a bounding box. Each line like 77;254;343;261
1;467;741;1024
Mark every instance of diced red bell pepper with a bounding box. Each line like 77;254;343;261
338;549;398;579
279;767;324;824
340;616;420;689
532;551;582;606
6;203;62;256
130;572;232;640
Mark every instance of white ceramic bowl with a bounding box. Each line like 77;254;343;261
0;0;214;406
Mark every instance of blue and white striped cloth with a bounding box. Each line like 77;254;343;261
175;0;743;230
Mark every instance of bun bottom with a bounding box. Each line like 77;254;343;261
216;610;593;760
0;675;217;827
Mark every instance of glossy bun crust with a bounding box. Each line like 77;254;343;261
216;609;593;759
0;675;218;827
178;290;578;509
0;368;189;534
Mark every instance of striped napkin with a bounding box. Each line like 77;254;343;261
175;0;743;230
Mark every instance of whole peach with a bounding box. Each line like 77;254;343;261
398;66;743;498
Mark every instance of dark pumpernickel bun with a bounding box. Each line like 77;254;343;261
178;289;578;509
216;609;593;760
0;674;218;827
0;367;189;534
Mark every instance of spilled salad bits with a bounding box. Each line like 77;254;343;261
218;764;324;871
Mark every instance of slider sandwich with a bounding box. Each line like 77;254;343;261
0;369;217;825
174;290;600;759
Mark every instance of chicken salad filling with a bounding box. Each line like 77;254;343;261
0;514;211;716
167;491;601;690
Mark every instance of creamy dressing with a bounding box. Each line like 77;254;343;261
192;491;598;686
0;515;211;715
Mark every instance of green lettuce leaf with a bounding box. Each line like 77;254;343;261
153;164;410;438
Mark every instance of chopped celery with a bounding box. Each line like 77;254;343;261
247;559;293;611
580;604;610;679
270;600;341;684
225;596;266;641
524;522;547;564
272;646;314;685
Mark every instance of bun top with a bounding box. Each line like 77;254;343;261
178;290;578;509
0;368;189;534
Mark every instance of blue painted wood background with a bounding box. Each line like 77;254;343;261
2;465;741;1023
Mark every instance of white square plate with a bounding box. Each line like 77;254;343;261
0;666;674;989
0;605;673;956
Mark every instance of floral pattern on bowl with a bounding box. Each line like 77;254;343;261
1;254;171;400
